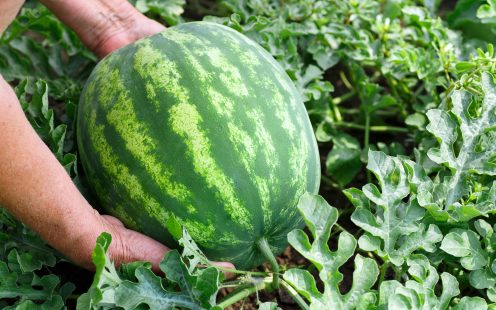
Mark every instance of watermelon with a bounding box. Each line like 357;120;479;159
77;21;320;269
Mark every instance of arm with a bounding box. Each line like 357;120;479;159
0;0;169;271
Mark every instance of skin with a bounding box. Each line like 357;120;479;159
0;0;234;273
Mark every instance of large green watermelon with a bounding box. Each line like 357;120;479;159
77;21;320;269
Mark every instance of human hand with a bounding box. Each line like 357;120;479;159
88;214;171;272
39;0;166;58
92;215;235;275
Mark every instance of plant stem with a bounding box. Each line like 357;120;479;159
364;113;371;183
256;238;280;289
280;280;310;310
216;285;260;309
330;101;343;122
340;71;353;89
321;174;339;188
334;223;346;233
338;207;354;216
330;222;352;239
334;122;408;133
215;266;268;277
332;90;356;105
216;277;271;309
378;261;390;288
339;108;399;116
394;265;402;282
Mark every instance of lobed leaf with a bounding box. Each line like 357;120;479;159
346;151;441;266
378;255;464;310
284;193;379;309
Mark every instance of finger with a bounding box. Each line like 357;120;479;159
212;261;235;269
212;261;236;279
122;230;170;273
141;18;166;35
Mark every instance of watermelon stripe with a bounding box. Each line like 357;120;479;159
88;56;221;245
85;107;168;225
218;26;321;215
165;23;317;239
125;44;247;248
165;29;284;231
147;31;261;238
168;101;254;231
132;39;256;237
192;26;313;223
154;31;271;233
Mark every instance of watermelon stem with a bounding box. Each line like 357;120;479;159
217;277;272;308
256;237;279;289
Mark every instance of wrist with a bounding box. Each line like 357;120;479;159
48;202;105;269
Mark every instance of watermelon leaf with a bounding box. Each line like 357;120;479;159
325;131;362;187
130;0;185;26
416;72;496;221
440;219;496;302
345;151;442;266
426;72;496;207
284;193;379;309
0;248;73;310
440;229;488;270
378;255;464;309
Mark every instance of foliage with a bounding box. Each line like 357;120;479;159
0;5;95;102
346;151;442;266
1;0;496;309
0;209;75;310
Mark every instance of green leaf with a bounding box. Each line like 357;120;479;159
114;263;201;310
405;112;428;130
378;255;460;309
423;72;496;219
132;0;185;25
347;151;439;265
325;132;362;187
447;0;496;44
159;251;221;308
440;229;487;270
452;296;488;309
0;5;95;100
284;193;378;309
0;249;73;309
437;222;496;301
478;0;496;21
